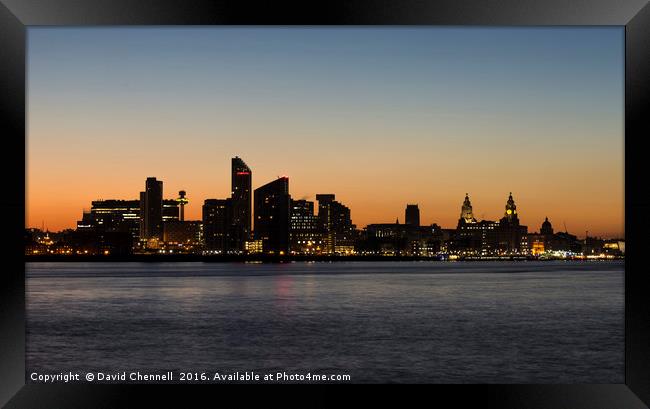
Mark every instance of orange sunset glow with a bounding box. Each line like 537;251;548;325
27;27;624;238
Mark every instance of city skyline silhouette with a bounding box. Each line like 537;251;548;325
27;27;624;237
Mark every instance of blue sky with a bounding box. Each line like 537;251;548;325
27;27;624;236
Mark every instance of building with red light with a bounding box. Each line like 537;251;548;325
231;156;252;252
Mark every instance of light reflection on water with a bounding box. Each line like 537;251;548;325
26;261;624;383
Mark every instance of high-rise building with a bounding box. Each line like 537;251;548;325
290;199;322;254
77;199;140;241
162;199;180;222
202;198;232;253
231;156;252;251
316;194;355;254
405;204;420;227
254;177;290;254
140;177;163;241
75;199;140;253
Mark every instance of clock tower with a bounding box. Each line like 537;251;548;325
502;192;519;224
497;192;527;254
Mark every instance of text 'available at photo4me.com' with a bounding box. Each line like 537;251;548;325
29;370;352;383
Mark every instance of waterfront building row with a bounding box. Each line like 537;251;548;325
25;157;623;258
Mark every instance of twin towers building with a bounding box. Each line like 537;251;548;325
454;192;528;255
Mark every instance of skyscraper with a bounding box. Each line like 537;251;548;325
405;204;420;227
316;194;355;254
290;199;322;254
202;198;232;253
231;156;252;251
140;177;163;241
254;177;290;254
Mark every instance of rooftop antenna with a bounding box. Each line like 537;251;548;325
563;221;568;233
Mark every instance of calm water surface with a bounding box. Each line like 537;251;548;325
26;261;624;383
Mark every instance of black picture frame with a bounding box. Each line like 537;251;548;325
1;0;649;407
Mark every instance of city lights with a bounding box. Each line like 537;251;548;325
24;157;624;260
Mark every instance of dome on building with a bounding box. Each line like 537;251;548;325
541;216;554;236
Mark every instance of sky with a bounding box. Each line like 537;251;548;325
27;27;624;238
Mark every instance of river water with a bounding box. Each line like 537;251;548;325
26;260;624;383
